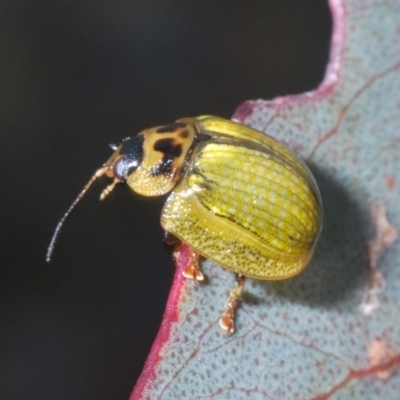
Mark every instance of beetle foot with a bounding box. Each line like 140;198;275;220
182;247;204;283
183;265;204;282
172;242;182;264
173;243;204;283
219;275;245;335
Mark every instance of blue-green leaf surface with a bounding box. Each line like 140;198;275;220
131;0;400;398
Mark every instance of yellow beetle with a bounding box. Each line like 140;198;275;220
47;116;323;335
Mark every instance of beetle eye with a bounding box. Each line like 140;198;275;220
113;158;127;180
113;156;142;180
113;135;145;179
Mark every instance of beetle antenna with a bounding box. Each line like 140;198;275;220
46;166;108;262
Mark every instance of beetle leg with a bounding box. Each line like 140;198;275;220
163;231;179;246
183;247;204;283
219;274;245;336
173;242;204;283
99;178;122;201
172;242;181;264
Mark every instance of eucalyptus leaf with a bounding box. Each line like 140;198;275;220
131;0;400;398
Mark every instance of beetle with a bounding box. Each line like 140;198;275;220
47;115;323;335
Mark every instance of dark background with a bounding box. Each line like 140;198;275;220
0;1;331;399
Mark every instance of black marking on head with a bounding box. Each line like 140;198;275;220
119;135;144;157
153;138;182;158
150;137;183;177
156;122;187;133
113;135;145;179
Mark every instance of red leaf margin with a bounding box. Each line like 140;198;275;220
233;0;344;122
131;244;189;399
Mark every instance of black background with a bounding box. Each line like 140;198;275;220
0;1;331;399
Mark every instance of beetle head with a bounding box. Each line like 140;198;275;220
122;120;196;196
46;119;198;261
